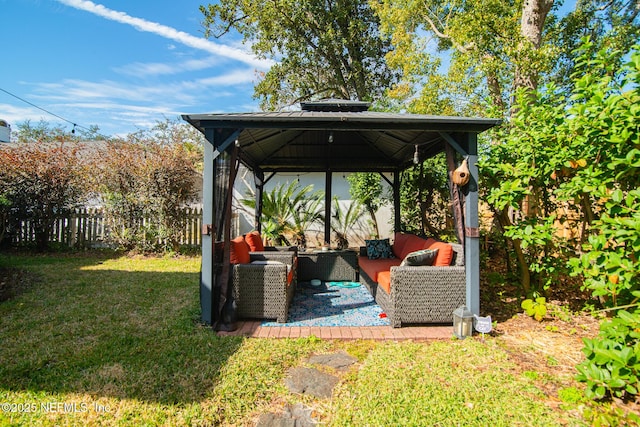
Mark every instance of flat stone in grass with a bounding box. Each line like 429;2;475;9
256;403;317;427
308;351;357;371
285;367;339;398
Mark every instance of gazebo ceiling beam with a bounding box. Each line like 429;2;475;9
356;130;407;168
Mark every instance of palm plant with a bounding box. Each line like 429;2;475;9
290;188;324;248
241;181;324;247
331;197;364;250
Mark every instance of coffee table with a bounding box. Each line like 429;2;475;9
297;249;358;282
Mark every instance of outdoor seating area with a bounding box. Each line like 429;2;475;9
184;100;500;331
229;231;465;328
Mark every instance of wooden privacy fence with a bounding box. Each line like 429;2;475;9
8;207;203;249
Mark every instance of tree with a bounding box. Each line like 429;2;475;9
374;0;639;116
127;118;205;170
375;0;638;294
372;0;525;115
549;0;640;93
200;0;397;110
481;40;639;297
15;119;104;143
399;155;451;238
0;142;91;250
346;172;386;238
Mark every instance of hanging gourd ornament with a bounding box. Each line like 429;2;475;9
452;157;470;186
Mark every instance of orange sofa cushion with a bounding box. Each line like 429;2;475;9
358;256;400;282
392;232;413;259
230;236;251;264
244;231;265;252
399;236;431;260
377;271;391;294
425;239;454;266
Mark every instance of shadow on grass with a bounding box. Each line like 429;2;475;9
0;253;244;405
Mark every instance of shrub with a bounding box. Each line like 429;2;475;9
0;142;90;250
576;310;640;400
97;140;199;252
565;43;640;401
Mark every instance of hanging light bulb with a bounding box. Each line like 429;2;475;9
413;144;419;164
328;131;334;143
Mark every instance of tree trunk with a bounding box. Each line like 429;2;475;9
485;66;506;111
513;0;554;95
368;206;379;239
497;208;531;294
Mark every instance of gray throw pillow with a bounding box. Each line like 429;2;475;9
400;248;439;266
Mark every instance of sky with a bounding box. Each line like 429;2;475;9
1;0;272;137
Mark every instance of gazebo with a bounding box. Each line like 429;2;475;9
183;100;500;331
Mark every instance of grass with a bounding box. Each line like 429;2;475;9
0;253;588;426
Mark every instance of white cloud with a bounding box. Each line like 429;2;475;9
115;57;226;77
33;68;255;105
56;0;273;69
0;103;54;126
195;69;257;87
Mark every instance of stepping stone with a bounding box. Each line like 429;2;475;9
256;403;317;427
308;351;357;371
285;367;339;398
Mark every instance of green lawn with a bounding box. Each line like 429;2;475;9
0;254;587;426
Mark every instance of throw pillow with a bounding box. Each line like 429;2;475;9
244;230;265;251
400;248;439;267
365;238;394;259
429;241;454;266
230;236;251;264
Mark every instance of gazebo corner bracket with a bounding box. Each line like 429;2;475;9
438;132;468;157
208;128;244;160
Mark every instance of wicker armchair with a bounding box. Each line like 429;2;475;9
360;243;465;328
232;250;297;323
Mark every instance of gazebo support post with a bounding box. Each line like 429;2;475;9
199;127;242;326
200;128;216;325
393;171;401;233
462;133;480;316
254;170;264;232
324;171;332;246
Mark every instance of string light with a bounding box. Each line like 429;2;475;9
0;86;108;138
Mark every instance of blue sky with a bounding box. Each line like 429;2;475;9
1;0;271;137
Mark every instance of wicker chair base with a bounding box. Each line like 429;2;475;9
232;252;297;323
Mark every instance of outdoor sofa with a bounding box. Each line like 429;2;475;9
358;232;465;328
230;232;297;323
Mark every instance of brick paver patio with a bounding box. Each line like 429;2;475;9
217;321;453;340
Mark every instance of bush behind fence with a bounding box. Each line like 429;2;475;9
6;207;203;250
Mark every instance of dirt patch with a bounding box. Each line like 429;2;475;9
0;267;37;302
495;307;600;376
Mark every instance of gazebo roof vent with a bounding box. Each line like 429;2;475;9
300;98;370;112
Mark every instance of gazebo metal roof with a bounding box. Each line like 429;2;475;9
182;105;500;173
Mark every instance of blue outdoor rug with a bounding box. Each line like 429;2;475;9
261;281;390;327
